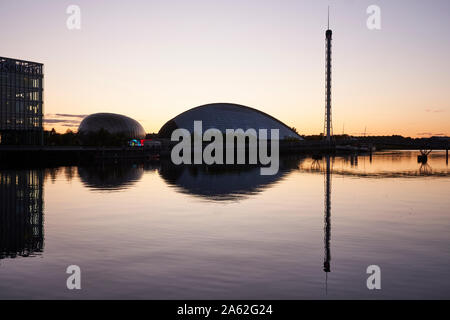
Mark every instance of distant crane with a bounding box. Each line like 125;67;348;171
418;149;432;164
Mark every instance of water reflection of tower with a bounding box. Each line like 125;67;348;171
323;156;332;290
0;169;44;260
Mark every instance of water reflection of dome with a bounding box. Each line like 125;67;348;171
78;165;144;191
159;157;302;201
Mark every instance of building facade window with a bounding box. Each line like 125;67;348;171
0;57;43;145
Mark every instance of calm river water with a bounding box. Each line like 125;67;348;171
0;150;449;299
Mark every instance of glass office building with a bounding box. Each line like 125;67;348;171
0;57;43;145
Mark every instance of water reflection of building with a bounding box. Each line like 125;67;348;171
78;164;144;191
419;163;432;175
302;152;449;178
159;157;303;201
76;158;303;199
0;169;44;259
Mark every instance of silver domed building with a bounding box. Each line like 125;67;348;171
158;103;302;140
78;113;146;139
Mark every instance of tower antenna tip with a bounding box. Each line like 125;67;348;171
327;6;330;29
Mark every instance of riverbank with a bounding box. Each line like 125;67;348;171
0;138;448;166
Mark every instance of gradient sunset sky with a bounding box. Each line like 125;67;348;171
1;0;449;137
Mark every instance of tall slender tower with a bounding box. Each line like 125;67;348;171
324;8;333;142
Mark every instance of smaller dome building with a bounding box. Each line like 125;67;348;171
78;113;146;139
